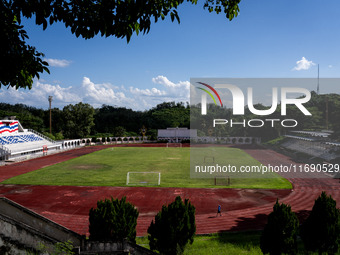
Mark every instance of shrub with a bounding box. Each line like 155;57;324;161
301;191;340;254
148;196;196;255
89;196;139;243
54;132;64;140
43;132;56;140
260;200;299;255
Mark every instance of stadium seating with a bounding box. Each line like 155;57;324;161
282;135;339;161
0;134;43;145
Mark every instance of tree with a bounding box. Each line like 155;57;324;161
62;102;95;138
1;0;240;89
150;102;190;129
260;200;299;255
89;196;139;243
148;196;196;255
0;2;49;89
94;105;143;134
301;191;340;254
113;126;126;137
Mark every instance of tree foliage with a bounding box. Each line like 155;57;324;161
89;196;139;243
113;126;126;137
0;1;49;89
62;102;95;139
147;196;196;255
260;200;299;255
301;191;340;254
1;0;240;89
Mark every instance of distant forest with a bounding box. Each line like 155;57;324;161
0;91;339;141
0;101;189;140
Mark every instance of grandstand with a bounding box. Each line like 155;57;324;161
0;118;61;161
281;131;340;162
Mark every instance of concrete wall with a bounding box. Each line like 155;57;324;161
0;197;156;255
83;240;156;255
0;213;56;254
0;197;83;251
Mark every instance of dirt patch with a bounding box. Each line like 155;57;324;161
72;164;104;170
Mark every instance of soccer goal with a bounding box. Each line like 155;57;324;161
214;176;230;186
126;172;161;186
166;143;182;148
204;156;215;163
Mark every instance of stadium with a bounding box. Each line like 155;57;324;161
0;117;62;161
0;117;339;254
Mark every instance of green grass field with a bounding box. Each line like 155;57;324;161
137;231;340;255
2;147;291;189
137;231;263;255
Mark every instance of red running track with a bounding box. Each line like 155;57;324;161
0;144;339;236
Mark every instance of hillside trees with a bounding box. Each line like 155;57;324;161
1;89;340;140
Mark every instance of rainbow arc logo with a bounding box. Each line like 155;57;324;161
196;82;223;107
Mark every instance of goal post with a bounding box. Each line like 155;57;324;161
126;172;161;186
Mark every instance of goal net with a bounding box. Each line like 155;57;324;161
126;172;161;186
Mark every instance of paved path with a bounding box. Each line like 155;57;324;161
0;145;338;236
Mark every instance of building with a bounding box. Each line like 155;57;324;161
157;128;197;143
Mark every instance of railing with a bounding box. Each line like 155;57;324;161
27;129;56;144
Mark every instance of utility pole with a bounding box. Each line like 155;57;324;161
326;95;329;130
317;64;320;94
48;96;53;134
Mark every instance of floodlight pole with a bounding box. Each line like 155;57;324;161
48;96;53;134
317;64;320;95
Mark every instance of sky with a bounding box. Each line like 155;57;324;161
1;0;340;110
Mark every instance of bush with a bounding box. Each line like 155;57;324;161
89;196;139;243
113;126;126;137
43;132;56;140
260;200;299;255
148;196;196;255
301;191;340;254
54;132;64;140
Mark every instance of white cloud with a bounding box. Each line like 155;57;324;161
81;77;127;107
129;87;166;96
45;58;72;68
0;76;190;110
152;75;190;90
292;57;315;71
152;75;190;102
329;65;333;68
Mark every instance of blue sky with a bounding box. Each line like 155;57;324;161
1;0;340;110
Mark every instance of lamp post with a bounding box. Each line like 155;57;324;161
48;96;53;134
